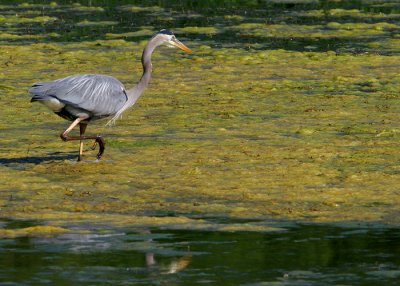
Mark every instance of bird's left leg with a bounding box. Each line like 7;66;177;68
60;117;84;141
60;117;106;160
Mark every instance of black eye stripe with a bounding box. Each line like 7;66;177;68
159;29;174;35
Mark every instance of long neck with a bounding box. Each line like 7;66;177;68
139;44;154;89
106;39;158;126
126;41;156;104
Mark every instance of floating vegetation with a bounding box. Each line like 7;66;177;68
0;15;57;24
0;32;44;40
105;28;155;39
0;225;69;238
224;14;245;21
17;2;58;8
176;26;219;35
0;0;400;229
296;8;400;18
76;20;118;27
1;39;400;226
228;21;398;39
117;5;164;13
69;3;104;12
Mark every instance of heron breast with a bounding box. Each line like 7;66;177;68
39;98;65;112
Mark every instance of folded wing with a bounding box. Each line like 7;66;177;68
29;74;128;117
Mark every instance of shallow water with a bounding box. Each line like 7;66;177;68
1;219;400;285
1;3;400;283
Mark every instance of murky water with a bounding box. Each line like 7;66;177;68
1;1;400;284
1;219;400;285
1;0;399;54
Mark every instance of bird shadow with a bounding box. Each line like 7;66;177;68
0;152;77;166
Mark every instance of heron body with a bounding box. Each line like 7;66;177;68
30;74;127;122
29;29;191;161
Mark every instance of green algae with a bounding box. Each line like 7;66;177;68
76;20;118;27
0;225;69;238
297;8;400;19
0;32;42;40
228;21;398;39
224;15;244;21
18;2;57;8
117;5;164;13
69;3;104;12
176;26;219;35
0;1;400;232
105;28;155;39
0;14;57;24
1;40;400;228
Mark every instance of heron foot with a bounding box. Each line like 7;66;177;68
60;133;68;142
91;136;105;159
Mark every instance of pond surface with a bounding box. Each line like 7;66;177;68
1;0;400;54
1;219;400;285
1;1;400;284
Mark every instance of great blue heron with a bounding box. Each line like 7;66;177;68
29;29;191;161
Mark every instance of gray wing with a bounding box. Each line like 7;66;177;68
29;74;128;117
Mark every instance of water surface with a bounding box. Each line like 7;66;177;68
1;219;400;285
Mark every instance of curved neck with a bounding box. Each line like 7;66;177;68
106;38;159;126
137;43;155;91
124;41;156;107
126;40;157;105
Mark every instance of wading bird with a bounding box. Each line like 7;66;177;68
29;29;191;161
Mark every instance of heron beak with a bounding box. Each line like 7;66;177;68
171;38;192;53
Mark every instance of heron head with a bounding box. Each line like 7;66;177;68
157;29;192;53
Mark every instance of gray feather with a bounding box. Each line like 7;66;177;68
29;74;128;118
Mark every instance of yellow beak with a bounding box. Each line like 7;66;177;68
171;38;192;53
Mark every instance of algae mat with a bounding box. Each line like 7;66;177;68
0;1;400;232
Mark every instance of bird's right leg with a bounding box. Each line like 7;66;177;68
60;117;106;160
78;123;87;161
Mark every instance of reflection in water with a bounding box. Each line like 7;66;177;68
142;229;192;274
145;252;192;274
1;222;400;285
32;229;192;275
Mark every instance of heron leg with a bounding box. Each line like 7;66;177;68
90;136;106;159
78;123;87;161
60;117;106;160
60;117;83;141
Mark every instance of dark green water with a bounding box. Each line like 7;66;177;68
1;220;400;285
1;0;400;54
